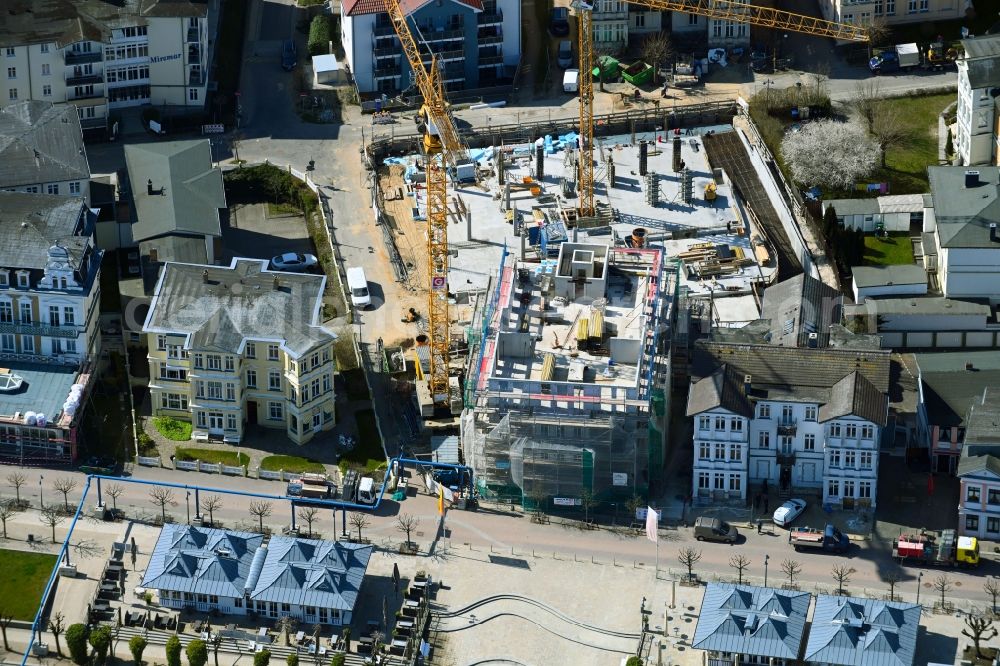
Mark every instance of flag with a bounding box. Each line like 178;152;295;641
437;484;445;515
645;506;659;543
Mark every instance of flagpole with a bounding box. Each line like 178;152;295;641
655;536;659;580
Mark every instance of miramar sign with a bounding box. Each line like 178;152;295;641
150;53;182;63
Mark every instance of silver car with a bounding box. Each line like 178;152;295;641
557;40;573;69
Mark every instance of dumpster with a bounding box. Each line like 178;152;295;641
621;61;653;86
592;55;621;80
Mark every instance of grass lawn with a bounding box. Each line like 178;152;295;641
175;447;250;467
863;233;915;266
869;94;953;195
0;550;57;620
152;417;192;441
340;409;387;472
260;455;326;474
267;202;301;217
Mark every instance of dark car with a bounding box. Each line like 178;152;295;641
549;7;570;37
281;39;298;71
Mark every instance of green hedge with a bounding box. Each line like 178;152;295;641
307;16;334;56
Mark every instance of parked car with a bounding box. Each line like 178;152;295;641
281;39;298;71
562;68;579;93
557;40;573;68
790;524;850;554
693;516;739;544
271;252;318;271
549;7;570;37
772;498;807;527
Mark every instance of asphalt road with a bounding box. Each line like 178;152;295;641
4;464;997;608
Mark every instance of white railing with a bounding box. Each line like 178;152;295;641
258;469;282;481
137;456;161;467
200;462;222;474
175;460;199;471
221;464;245;476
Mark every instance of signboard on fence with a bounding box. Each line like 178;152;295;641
553;497;580;507
202;123;225;134
636;506;663;521
612;472;628;486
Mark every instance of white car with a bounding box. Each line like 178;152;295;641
772;498;807;527
271;252;318;272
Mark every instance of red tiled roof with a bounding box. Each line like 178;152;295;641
343;0;482;17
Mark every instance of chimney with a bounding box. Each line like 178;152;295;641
964;170;980;188
807;332;819;348
991;223;998;243
147;179;154;195
744;374;752;395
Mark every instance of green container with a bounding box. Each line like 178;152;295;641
592;55;621;80
621;61;653;86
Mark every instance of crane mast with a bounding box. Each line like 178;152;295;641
387;0;466;406
572;0;869;213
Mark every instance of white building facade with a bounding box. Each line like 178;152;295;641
954;33;1000;167
0;1;215;132
691;408;749;501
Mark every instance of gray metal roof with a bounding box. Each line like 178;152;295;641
927;167;1000;248
964;386;1000;447
823;199;879;218
761;273;842;347
960;33;1000;89
141;525;265;599
688;342;890;424
140;236;210;265
143;258;333;359
805;595;920;666
0;192;90;270
0;0;208;48
915;351;1000;427
851;265;927;289
859;296;991;316
957;451;1000;478
125;140;225;242
431;435;461;464
0;101;89;188
692;583;810;660
251;537;372;611
0;361;80;422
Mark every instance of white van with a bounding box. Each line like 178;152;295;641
563;68;579;93
357;476;378;504
346;266;371;308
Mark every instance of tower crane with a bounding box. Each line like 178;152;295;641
571;0;870;216
386;0;467;407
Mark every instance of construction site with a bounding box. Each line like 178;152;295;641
368;118;790;505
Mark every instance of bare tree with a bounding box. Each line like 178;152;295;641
781;559;802;587
249;501;273;533
200;495;223;526
729;554;751;585
963;612;998;660
0;500;20;538
934;574;952;609
851;81;912;167
859;15;890;56
48;612;66;657
396;513;419;547
831;565;857;596
579;488;596;524
6;473;26;506
984;578;1000;614
297;506;320;538
149;487;175;523
210;633;222;666
41;506;65;543
276;617;297;646
52;477;78;513
0;610;13;651
349;513;371;542
640;32;673;86
625;494;643;525
678;547;702;582
106;484;125;511
884;568;903;602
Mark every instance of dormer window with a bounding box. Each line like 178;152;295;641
15;272;28;288
0;271;7;287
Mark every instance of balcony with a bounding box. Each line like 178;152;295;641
374;24;396;38
478;55;504;66
188;71;205;86
477;11;503;25
777;419;797;436
79;116;107;130
187;46;202;65
66;73;104;86
187;26;200;43
67;88;103;102
65;50;102;65
419;26;465;41
478;33;504;46
373;45;399;58
777;452;796;466
374;67;400;79
0;320;81;339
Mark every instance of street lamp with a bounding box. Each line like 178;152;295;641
186;491;191;524
39;475;43;508
916;571;924;605
764;554;770;587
